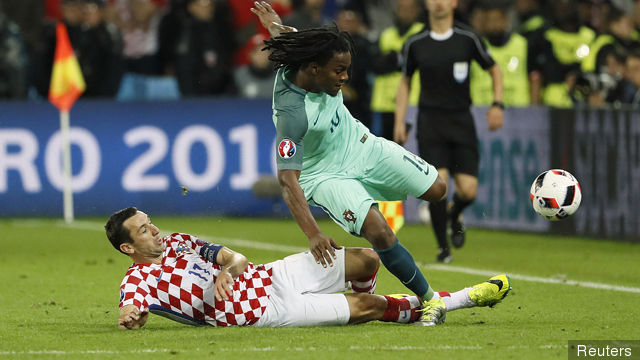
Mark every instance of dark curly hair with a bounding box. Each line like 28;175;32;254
263;24;355;70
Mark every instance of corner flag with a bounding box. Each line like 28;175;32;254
49;22;85;111
379;201;405;234
48;22;85;223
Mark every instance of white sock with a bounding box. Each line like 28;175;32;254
439;288;475;311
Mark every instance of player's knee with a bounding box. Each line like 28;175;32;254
363;223;395;249
362;209;396;249
433;177;448;200
421;176;447;202
361;248;380;275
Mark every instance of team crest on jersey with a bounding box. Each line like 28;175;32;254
453;61;468;83
278;139;296;159
343;210;357;223
176;245;195;257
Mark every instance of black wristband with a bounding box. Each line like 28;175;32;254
491;101;504;109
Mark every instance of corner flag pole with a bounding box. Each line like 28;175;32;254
48;22;86;224
60;110;74;223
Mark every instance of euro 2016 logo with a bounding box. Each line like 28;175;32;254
278;139;296;159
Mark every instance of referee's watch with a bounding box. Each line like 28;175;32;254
491;101;504;110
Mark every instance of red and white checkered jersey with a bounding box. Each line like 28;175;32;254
119;233;273;326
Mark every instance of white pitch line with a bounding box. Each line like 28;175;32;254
8;219;640;294
0;344;567;356
0;349;172;355
423;264;640;294
62;220;308;254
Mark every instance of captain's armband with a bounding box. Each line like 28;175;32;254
199;243;223;264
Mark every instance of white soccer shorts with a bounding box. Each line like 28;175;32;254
254;248;350;327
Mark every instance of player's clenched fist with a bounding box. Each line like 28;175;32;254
214;269;235;301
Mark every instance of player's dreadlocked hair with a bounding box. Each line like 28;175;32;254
264;25;355;70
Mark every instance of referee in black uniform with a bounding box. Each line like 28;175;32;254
394;0;504;263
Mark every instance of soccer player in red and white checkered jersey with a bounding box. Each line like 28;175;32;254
106;207;507;329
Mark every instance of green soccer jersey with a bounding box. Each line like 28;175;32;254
272;67;372;190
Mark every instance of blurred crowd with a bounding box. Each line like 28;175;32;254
1;0;640;110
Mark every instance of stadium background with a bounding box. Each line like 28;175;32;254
1;101;638;241
2;0;640;242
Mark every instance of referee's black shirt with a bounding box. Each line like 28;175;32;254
402;21;495;111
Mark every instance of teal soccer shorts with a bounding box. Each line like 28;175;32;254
306;136;438;235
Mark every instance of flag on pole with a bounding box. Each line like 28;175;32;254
49;22;85;111
378;200;405;234
48;22;85;224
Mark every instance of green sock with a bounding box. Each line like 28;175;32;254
420;288;435;302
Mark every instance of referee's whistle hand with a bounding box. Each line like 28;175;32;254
393;129;408;145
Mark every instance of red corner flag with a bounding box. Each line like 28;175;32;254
49;22;85;111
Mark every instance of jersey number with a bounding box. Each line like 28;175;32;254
403;155;430;176
188;263;211;282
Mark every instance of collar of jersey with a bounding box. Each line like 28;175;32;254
130;262;162;269
429;28;453;41
282;67;308;96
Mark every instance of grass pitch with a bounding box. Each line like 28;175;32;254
0;216;638;360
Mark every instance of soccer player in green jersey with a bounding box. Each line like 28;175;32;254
250;1;510;326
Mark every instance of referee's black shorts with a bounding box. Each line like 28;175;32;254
416;107;479;177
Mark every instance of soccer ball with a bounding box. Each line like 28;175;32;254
529;169;582;221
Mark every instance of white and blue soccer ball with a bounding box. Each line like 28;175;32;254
530;169;582;221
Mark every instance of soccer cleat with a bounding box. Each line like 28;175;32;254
436;248;452;263
468;274;512;307
414;298;446;326
450;216;466;248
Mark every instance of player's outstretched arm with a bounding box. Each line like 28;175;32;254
118;305;149;330
250;1;297;38
214;247;249;301
278;169;342;268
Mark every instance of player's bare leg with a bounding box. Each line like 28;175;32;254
360;206;396;249
417;173;448;203
345;273;512;325
344;248;379;280
359;206;411;293
345;293;421;324
360;205;445;325
345;248;380;294
345;293;385;324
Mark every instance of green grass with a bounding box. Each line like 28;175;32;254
1;217;639;360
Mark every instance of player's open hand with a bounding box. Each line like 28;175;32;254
309;233;342;268
118;307;149;330
214;269;235;301
486;106;504;131
250;1;297;36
